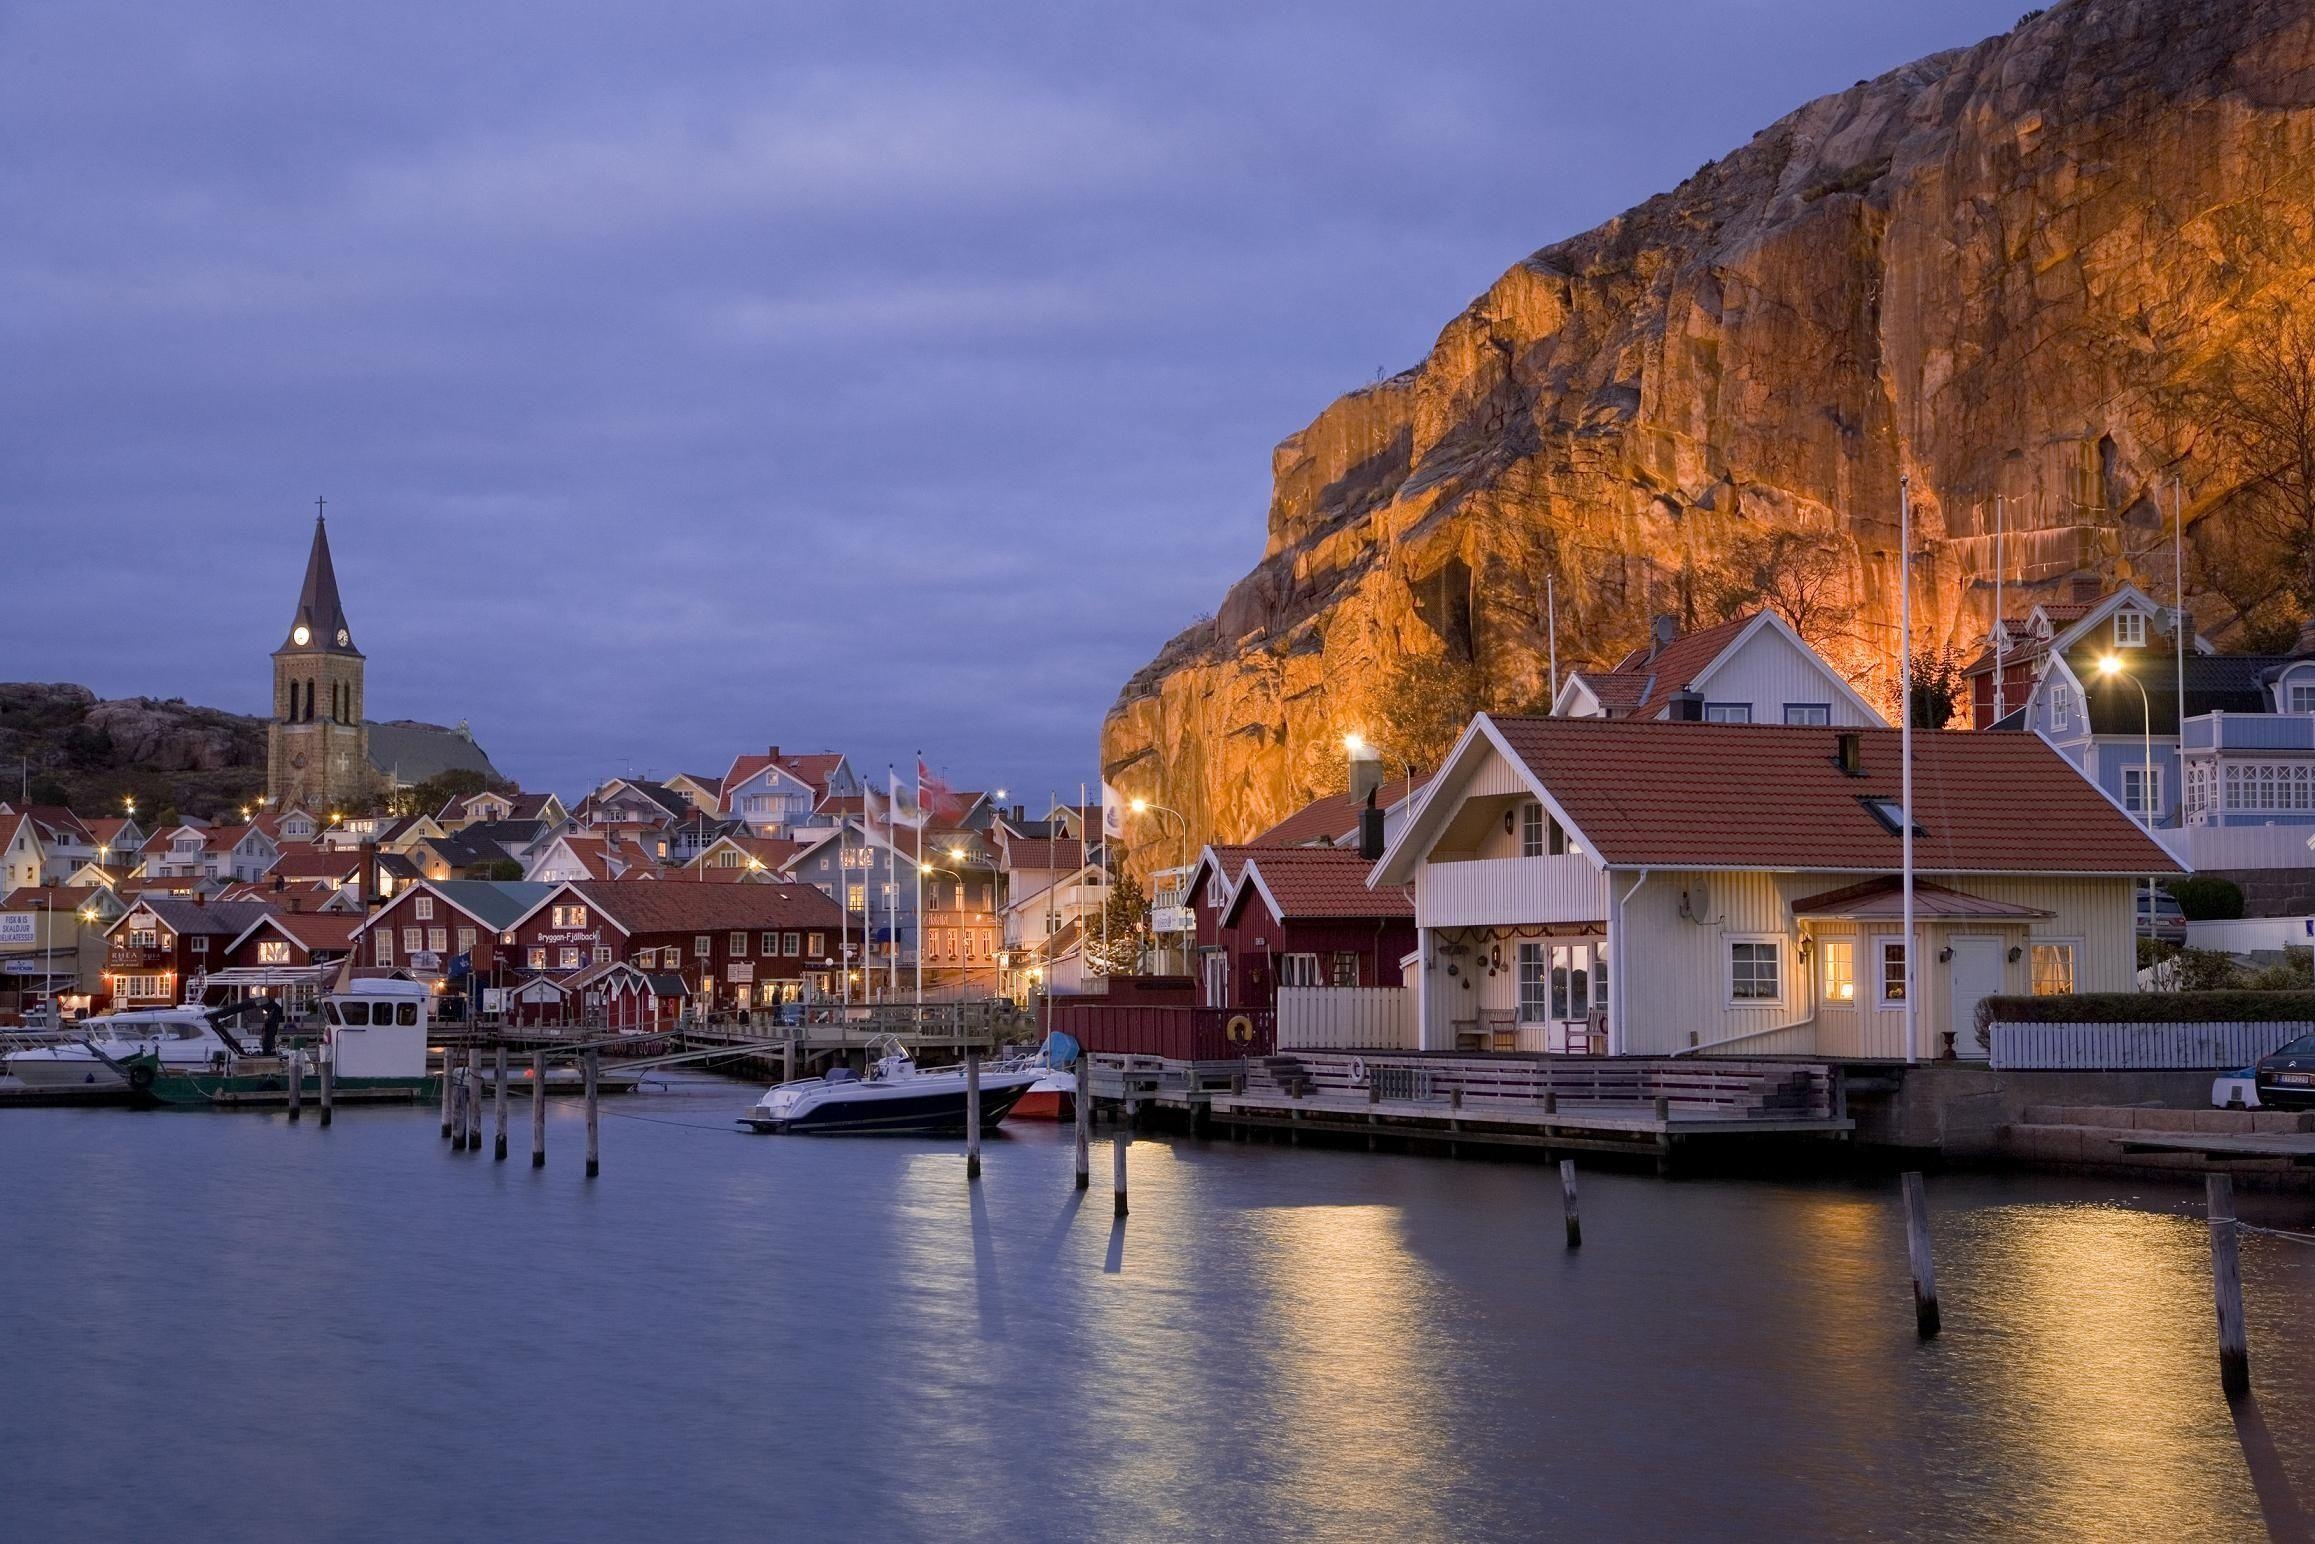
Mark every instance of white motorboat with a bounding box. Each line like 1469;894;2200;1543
740;1038;1044;1135
3;1009;247;1090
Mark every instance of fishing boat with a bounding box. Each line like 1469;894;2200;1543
130;979;439;1109
739;1037;1043;1135
1006;1031;1079;1121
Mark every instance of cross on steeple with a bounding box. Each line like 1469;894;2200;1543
315;495;326;520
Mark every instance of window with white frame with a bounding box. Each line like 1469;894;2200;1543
730;931;748;957
1328;951;1358;987
415;897;434;921
551;904;588;928
1520;802;1546;857
2223;760;2315;813
2120;764;2163;818
376;933;394;965
784;931;801;957
1783;703;1831;726
1821;938;1855;1002
1728;939;1781;1001
457;927;476;955
808;932;825;957
560;947;581;969
1549;943;1597;1021
2291;682;2315;714
1279;953;1321;987
189;935;207;954
2113;610;2146;647
527;947;546;969
402;926;421;952
1516;942;1548;1022
2051;685;2072;731
1879;940;1909;1003
2031;942;2076;995
427;927;447;953
1704;703;1753;724
256;940;291;965
694;935;712;958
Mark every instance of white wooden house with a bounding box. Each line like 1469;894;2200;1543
1552;611;1885;726
1370;716;2172;1062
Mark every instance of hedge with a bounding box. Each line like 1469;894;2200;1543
2163;875;2244;921
1977;991;2315;1029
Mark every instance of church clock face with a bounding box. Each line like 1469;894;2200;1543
336;628;349;646
292;625;310;646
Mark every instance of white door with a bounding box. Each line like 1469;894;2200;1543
1203;951;1229;1008
1947;936;2004;1059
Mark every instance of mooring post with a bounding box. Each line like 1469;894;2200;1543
285;1046;303;1123
492;1042;510;1162
1112;1105;1131;1219
2207;1173;2249;1400
466;1047;484;1151
1902;1171;1940;1339
318;1045;333;1128
1073;1058;1092;1190
530;1050;547;1168
964;1047;983;1181
440;1042;455;1139
449;1069;467;1150
1560;1158;1581;1249
782;1036;795;1085
584;1048;601;1179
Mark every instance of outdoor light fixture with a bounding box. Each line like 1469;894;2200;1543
1938;946;1954;963
2008;946;2024;963
2097;654;2123;677
1344;732;1369;755
1130;797;1148;814
1503;809;1516;834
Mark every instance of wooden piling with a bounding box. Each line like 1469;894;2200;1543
286;1047;302;1123
2207;1173;2250;1400
1901;1171;1940;1339
319;1047;333;1127
1543;1089;1556;1115
530;1050;547;1168
964;1048;983;1181
584;1048;600;1179
1560;1158;1581;1248
440;1045;455;1138
782;1038;795;1085
1653;1094;1670;1122
450;1070;467;1150
492;1042;509;1162
1073;1060;1091;1190
466;1047;484;1151
1112;1115;1129;1219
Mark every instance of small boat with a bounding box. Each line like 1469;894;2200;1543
1006;1032;1080;1121
740;1037;1044;1135
3;1008;249;1090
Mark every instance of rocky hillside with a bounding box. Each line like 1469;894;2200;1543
1102;0;2315;855
0;683;265;821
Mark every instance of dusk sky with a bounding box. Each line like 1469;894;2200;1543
4;0;2021;802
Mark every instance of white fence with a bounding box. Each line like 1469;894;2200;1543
1276;987;1417;1051
1987;1019;2310;1070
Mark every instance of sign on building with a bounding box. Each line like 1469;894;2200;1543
727;963;754;984
1150;905;1194;934
0;915;38;944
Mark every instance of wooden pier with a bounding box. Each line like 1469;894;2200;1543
1083;1049;1852;1168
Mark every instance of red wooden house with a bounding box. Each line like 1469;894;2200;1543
1202;847;1414;1010
102;897;275;1007
504;880;846;1015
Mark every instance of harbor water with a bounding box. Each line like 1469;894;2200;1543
4;1082;2312;1542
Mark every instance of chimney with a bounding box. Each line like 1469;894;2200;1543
1358;790;1386;861
1834;731;1865;777
194;889;205;908
1649;614;1678;661
273;873;286;892
1666;689;1706;722
1348;737;1384;807
290;895;302;914
359;841;378;909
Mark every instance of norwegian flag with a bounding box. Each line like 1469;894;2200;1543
917;757;963;826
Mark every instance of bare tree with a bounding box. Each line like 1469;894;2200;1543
1702;527;1859;650
2197;291;2315;635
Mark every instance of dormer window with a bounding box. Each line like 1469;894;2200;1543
1862;798;1928;837
2114;611;2146;648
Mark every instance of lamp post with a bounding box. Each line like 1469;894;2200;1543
2098;654;2160;951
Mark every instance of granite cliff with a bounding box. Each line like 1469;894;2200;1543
1102;0;2315;858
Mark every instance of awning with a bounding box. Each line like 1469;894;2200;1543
1791;877;2052;921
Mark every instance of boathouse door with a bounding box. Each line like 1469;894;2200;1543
1947;935;2003;1059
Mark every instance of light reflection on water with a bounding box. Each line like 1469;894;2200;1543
0;1099;2309;1543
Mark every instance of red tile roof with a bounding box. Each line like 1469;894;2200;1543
1594;613;1759;717
1;885;103;912
1251;774;1426;848
240;910;364;953
1001;838;1085;872
1480;717;2176;875
1230;848;1412;923
262;850;364;882
1788;877;2052;919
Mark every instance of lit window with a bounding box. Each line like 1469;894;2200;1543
1729;940;1780;1001
1820;939;1855;1002
1879;941;1908;1003
2031;943;2076;996
551;905;588;929
527;947;546;969
560;947;581;969
257;940;291;965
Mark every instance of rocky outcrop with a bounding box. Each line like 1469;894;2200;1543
1103;0;2315;855
0;682;265;819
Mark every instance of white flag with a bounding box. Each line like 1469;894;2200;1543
1101;781;1127;840
890;769;923;829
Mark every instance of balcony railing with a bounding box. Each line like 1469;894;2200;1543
2182;711;2315;752
1413;855;1609;929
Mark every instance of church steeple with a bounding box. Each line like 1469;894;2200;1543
282;512;359;656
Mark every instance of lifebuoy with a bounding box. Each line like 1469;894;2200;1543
126;1061;156;1093
1225;1014;1254;1045
1346;1056;1368;1086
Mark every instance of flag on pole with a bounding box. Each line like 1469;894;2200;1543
862;783;886;835
917;757;961;827
1100;782;1127;840
889;768;923;829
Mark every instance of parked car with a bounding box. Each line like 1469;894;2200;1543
2136;888;2187;942
2253;1034;2315;1111
2212;1066;2262;1110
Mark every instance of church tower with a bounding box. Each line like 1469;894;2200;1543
266;514;373;814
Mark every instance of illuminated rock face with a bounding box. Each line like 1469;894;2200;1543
1103;0;2315;855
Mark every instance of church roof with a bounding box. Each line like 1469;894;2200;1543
280;515;360;657
367;721;502;787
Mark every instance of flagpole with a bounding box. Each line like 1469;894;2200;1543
2174;474;2188;785
838;812;850;1006
1546;574;1559;705
1992;495;2006;724
914;754;925;1006
886;770;898;1002
1900;474;1917;1066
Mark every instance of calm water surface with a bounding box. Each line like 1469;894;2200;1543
3;1083;2312;1542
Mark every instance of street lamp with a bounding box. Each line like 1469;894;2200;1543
2098;654;2160;946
